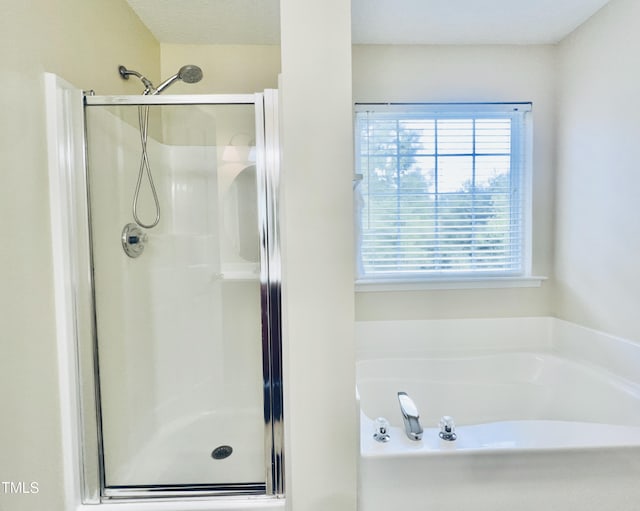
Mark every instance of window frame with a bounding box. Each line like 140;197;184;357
354;102;535;288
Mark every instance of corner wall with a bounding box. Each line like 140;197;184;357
555;0;640;342
280;0;357;509
0;2;158;509
352;45;557;321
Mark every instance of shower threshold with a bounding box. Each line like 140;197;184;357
103;483;266;500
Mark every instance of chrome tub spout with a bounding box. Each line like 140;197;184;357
397;392;423;441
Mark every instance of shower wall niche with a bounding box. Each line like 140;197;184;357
76;93;282;500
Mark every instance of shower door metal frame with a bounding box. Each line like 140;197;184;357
78;92;284;501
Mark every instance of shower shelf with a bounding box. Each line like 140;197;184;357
220;263;260;281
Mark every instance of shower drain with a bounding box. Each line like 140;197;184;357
211;445;233;460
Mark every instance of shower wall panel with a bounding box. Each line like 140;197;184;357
85;107;159;482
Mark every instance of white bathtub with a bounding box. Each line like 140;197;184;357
357;318;640;511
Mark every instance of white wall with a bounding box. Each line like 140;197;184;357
555;0;640;342
0;2;158;510
279;0;358;510
352;45;556;321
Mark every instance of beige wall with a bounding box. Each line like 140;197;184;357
280;0;358;510
0;2;158;510
555;0;640;342
352;45;557;321
161;44;280;94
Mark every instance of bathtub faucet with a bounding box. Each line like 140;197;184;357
397;392;423;441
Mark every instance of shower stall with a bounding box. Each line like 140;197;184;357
46;73;283;506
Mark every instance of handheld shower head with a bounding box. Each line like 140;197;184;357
178;65;203;84
153;65;203;94
118;64;203;95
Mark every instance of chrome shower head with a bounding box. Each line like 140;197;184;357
154;64;203;94
178;65;203;84
118;64;203;95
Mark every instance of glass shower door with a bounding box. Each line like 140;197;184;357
84;97;276;497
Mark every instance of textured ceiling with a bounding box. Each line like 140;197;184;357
126;0;281;45
352;0;613;44
126;0;612;45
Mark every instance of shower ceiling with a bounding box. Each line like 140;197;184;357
126;0;612;45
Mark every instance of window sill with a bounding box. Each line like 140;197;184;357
355;276;547;292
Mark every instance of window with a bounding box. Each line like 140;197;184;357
354;103;532;283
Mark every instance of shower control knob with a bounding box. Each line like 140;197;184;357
121;223;147;258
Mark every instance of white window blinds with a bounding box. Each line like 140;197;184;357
354;103;532;281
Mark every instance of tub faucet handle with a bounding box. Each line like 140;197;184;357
439;415;457;441
397;392;423;441
373;417;391;443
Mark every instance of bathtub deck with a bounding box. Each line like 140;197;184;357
362;417;640;458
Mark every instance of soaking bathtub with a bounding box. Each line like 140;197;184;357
356;317;640;511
